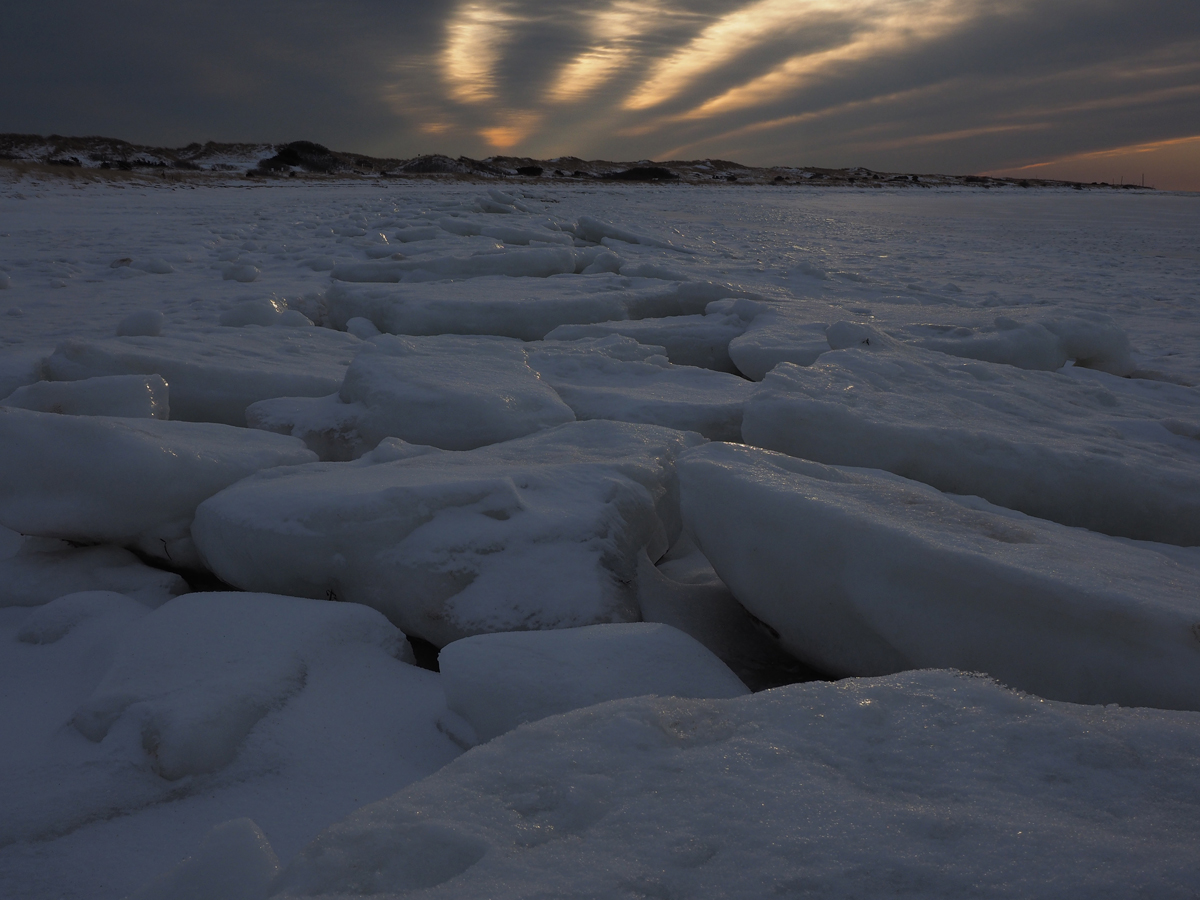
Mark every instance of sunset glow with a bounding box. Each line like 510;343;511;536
442;3;519;104
2;0;1195;190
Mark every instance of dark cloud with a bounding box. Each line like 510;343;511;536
2;0;1197;185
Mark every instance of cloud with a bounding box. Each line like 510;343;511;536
2;0;1198;187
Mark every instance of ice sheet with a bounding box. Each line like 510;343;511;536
2;178;1198;900
742;346;1200;545
679;441;1200;709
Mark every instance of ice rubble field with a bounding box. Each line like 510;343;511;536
0;177;1199;899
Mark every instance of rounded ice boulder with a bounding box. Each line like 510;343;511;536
440;622;749;741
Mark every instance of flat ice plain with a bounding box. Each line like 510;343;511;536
1;174;1198;899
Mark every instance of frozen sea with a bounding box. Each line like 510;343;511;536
1;175;1199;899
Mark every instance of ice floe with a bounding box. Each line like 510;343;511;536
248;334;575;458
679;441;1200;709
323;276;748;341
0;407;315;566
742;346;1200;544
2;373;169;418
192;421;702;646
46;327;361;425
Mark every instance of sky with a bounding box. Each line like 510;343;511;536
2;0;1198;190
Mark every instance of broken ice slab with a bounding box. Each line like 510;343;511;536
680;441;1200;710
742;346;1200;545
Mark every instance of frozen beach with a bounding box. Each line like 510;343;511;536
1;174;1198;899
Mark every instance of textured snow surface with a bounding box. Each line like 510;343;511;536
440;622;749;741
271;671;1200;899
1;178;1198;899
192;421;702;647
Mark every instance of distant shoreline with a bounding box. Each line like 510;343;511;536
0;134;1159;191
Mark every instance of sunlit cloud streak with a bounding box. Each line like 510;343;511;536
546;1;669;104
674;0;972;119
442;3;522;104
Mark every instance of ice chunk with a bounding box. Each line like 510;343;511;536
71;592;411;779
0;407;315;567
0;530;187;608
742;348;1200;545
907;319;1066;370
17;590;149;644
895;313;1135;374
2;374;168;418
573;215;687;251
332;246;576;283
246;334;577;458
223;263;260;283
129;818;279;900
342;335;574;450
0;348;47;399
46;327;362;425
435;217;574;246
528;337;752;442
324;276;748;342
272;671;1200;899
440;623;748;742
727;312;830;380
1043;312;1135;375
679;441;1200;709
638;540;812;691
116;309;164;337
277;309;313;327
246;394;371;462
344;316;381;339
546;311;749;373
192;421;703;646
248;335;575;458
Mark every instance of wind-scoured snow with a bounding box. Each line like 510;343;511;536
0;173;1198;899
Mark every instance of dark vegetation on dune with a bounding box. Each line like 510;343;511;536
0;134;1157;190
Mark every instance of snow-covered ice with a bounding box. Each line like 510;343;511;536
742;344;1200;544
0;407;315;566
269;671;1200;899
439;622;748;741
248;333;575;458
46;326;361;426
546;308;749;372
323;276;745;341
0;526;188;608
1;175;1198;899
679;441;1200;709
192;421;702;646
2;373;169;418
527;335;752;441
71;592;414;779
